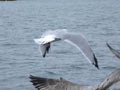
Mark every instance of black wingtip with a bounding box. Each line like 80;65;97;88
95;63;99;70
106;43;120;59
29;75;42;90
106;43;109;46
106;43;112;49
29;75;36;82
43;53;46;58
93;54;99;70
43;55;45;58
29;75;34;84
29;75;34;79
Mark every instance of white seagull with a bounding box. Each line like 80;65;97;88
34;29;99;69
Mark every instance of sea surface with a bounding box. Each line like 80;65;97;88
0;0;120;90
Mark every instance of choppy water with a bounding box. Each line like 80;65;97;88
0;0;120;90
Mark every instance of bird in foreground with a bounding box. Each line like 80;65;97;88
106;43;120;59
34;29;99;69
29;68;120;90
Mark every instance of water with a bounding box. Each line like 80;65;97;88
0;0;120;90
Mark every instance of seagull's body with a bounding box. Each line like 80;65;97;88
34;29;99;69
29;68;120;90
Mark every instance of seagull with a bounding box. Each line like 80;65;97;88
106;43;120;59
34;29;99;69
29;68;120;90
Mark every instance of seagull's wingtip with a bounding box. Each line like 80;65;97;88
42;54;46;58
93;60;99;70
95;64;99;70
29;75;33;79
106;43;111;48
93;54;99;70
106;43;109;45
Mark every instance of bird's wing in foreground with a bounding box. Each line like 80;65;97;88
63;33;99;69
29;75;80;90
97;69;120;90
106;43;120;59
29;69;120;90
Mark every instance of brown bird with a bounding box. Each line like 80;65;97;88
106;43;120;59
29;68;120;90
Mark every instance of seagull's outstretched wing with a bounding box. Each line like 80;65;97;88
29;75;79;90
39;44;50;57
30;69;120;90
97;68;120;90
64;33;99;69
106;43;120;59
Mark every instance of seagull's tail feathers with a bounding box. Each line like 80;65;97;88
34;39;42;45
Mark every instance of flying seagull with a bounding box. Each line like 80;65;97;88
106;43;120;59
34;29;99;69
29;68;120;90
